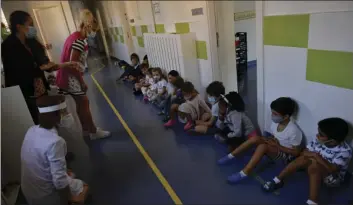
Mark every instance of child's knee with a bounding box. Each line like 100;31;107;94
307;159;321;175
195;125;208;134
201;113;211;121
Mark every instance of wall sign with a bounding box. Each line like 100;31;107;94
191;8;203;16
234;10;255;21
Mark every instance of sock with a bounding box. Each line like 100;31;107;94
306;199;317;205
273;176;281;184
239;170;247;177
227;153;234;159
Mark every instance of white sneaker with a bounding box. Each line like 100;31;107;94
90;127;111;140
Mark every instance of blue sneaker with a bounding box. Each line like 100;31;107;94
227;172;247;184
217;155;234;165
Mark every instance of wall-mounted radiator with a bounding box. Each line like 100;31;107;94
144;33;202;93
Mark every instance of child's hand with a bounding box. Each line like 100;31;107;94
195;120;203;125
265;138;279;147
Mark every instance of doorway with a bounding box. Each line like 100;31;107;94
214;1;258;128
33;4;71;63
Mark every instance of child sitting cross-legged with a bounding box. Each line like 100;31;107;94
148;67;168;103
189;81;225;135
217;97;303;184
133;63;149;95
141;68;154;101
163;76;185;123
165;81;211;130
213;92;257;150
262;117;352;205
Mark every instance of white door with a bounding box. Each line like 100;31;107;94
215;1;238;93
34;5;70;63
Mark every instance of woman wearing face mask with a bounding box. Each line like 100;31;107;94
56;9;110;140
1;10;78;125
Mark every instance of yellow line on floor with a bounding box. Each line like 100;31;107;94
91;71;183;205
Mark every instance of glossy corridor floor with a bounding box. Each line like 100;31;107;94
65;62;352;205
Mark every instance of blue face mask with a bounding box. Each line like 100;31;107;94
208;96;216;104
88;31;96;38
271;115;284;123
25;26;37;39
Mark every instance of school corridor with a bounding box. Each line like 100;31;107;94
62;61;352;205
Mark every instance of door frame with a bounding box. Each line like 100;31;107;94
33;4;71;61
206;1;265;132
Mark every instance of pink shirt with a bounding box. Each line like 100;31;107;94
56;32;88;90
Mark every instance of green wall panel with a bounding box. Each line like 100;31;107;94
131;26;136;36
155;24;165;33
306;49;353;89
119;35;124;44
175;22;190;34
141;25;148;34
196;41;208;60
137;36;144;47
264;14;310;48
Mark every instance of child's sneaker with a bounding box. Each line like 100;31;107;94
164;119;176;127
184;121;193;131
157;111;165;116
214;133;225;143
90;128;111;140
262;180;284;192
217;154;234;165
227;172;247;184
143;96;149;103
163;116;170;122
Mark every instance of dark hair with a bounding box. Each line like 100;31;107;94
206;81;225;98
220;91;245;112
140;63;149;69
9;10;31;34
270;97;296;116
181;81;195;93
143;55;148;61
318;118;349;143
174;76;184;88
37;96;65;129
152;67;163;75
130;53;140;63
168;70;179;77
147;68;153;75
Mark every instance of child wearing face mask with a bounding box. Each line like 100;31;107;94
166;81;211;131
217;97;303;184
158;70;180;120
189;81;225;135
147;67;167;102
213;92;256;149
163;77;185;124
263;118;352;205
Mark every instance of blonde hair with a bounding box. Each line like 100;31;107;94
79;9;99;31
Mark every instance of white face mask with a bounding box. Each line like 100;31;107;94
178;116;187;123
59;113;74;128
208;96;216;104
88;31;96;38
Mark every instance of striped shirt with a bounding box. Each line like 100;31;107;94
71;39;88;72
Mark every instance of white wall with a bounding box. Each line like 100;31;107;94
99;1;215;89
2;1;76;43
260;2;353;147
234;1;256;62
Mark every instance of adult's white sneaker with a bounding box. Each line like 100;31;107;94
90;127;111;140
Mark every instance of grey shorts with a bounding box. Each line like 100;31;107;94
269;151;295;164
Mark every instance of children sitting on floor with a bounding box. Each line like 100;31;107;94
213;92;257;150
190;81;225;135
166;81;211;131
141;68;154;101
133;63;149;95
163;76;185;123
148;67;168;103
117;53;141;82
158;70;180;119
262;117;352;205
217;97;303;184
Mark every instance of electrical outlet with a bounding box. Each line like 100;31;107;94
191;8;203;16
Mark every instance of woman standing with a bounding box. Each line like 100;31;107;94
56;9;110;139
1;10;77;124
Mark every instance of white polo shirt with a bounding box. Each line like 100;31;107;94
21;125;69;203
